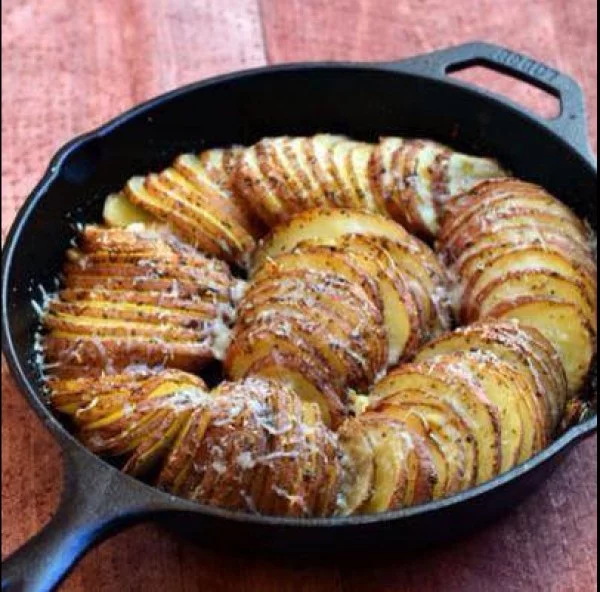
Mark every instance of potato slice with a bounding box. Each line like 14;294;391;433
358;415;411;513
316;239;422;363
241;271;384;357
413;322;558;437
159;377;340;517
425;353;526;471
372;365;501;485
254;245;380;304
373;393;474;496
175;151;263;238
439;182;585;248
253;208;414;270
240;270;387;371
462;247;597;316
349;143;383;213
236;296;377;394
49;370;210;477
439;210;590;261
473;269;596;331
306;134;350;207
452;226;595;280
242;350;345;428
336;418;376;515
395;139;443;238
493;321;568;427
233;143;287;227
103;192;157;227
328;140;366;209
487;297;596;395
287;137;331;208
43;225;236;376
368;137;406;224
124;176;227;261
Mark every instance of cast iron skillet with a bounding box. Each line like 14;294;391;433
1;42;597;592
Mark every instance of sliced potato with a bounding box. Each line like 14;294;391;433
254;208;414;270
175;150;263;238
349;143;383;213
372;364;501;485
328;140;367;209
124;176;226;260
242;350;346;428
233;143;287;227
306;134;350;207
423;353;527;471
372;392;474;496
487;297;596;395
313;239;422;363
439;210;590;261
336;418;376;515
158;377;340;517
452;226;595;280
413;322;559;436
358;415;411;513
462;247;597;317
48;370;210;477
103;192;157;227
439;182;585;248
473;269;596;331
43;225;236;376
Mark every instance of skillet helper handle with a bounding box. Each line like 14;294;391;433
386;41;594;161
1;446;164;592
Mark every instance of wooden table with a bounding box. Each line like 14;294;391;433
2;1;597;590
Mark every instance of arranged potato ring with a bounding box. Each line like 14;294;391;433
42;140;595;520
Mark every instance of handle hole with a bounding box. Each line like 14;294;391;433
449;65;560;119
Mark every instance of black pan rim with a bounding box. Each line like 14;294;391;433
2;59;597;528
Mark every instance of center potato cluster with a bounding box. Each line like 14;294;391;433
226;209;451;427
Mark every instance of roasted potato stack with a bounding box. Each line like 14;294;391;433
42;224;242;377
104;147;260;268
253;208;452;337
336;320;566;513
47;370;210;476
336;415;436;515
234;135;381;228
234;135;504;235
370;138;506;238
225;248;389;427
437;179;597;394
226;210;451;426
414;321;568;433
158;376;341;517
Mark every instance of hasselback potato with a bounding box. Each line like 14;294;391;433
437;178;597;395
41;224;242;377
224;209;451;427
102;135;505;260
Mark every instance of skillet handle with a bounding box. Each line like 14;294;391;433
1;445;166;592
384;41;595;162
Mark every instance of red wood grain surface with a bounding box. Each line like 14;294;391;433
2;1;597;590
